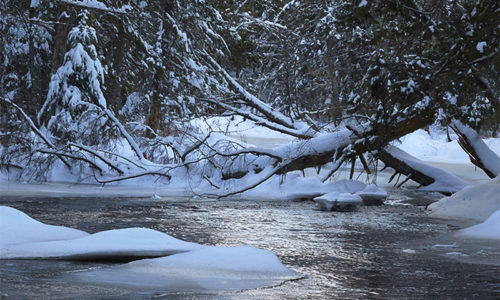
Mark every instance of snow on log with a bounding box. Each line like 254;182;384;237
451;120;500;178
379;145;468;193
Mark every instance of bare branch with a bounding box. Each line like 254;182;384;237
96;171;172;184
1;97;71;169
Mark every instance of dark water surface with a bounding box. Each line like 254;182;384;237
0;193;499;299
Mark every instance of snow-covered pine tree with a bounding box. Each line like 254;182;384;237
38;11;111;146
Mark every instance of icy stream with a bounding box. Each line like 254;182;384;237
0;193;499;299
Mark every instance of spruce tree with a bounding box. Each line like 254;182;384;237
38;11;110;145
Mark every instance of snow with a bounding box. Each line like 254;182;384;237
0;206;88;247
458;210;500;240
452;121;500;176
2;227;205;260
75;246;301;291
242;174;368;201
0;206;203;259
397;128;500;166
356;184;388;205
0;206;299;291
192;115;294;148
384;145;468;193
313;192;363;211
427;176;500;222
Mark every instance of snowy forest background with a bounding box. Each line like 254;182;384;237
0;0;498;195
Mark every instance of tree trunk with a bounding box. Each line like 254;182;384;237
451;121;500;178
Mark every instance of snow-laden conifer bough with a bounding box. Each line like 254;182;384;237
2;49;499;197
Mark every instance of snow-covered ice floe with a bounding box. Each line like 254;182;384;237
0;206;203;260
73;246;301;291
427;176;500;222
309;180;387;211
0;206;300;291
0;206;89;246
314;192;363;211
356;184;388;206
457;210;500;241
1;227;204;260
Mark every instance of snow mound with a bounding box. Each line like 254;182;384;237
1;227;204;260
243;174;367;201
0;206;89;247
356;184;388;205
314;192;363;211
74;245;301;291
397;128;500;164
334;179;367;193
458;210;500;240
427;176;500;222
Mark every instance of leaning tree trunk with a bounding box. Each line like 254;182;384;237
451;120;500;178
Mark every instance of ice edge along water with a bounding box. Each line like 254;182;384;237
0;206;301;291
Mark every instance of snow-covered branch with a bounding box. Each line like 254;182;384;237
1;98;71;169
451;121;500;178
203;53;300;131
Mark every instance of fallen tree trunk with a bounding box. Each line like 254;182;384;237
378;146;467;194
450;121;500;178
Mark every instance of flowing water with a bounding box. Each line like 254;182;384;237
0;191;499;299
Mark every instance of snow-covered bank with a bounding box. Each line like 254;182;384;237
396;129;500;165
427;176;500;222
0;206;203;260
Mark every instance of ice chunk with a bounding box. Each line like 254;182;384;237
401;249;416;254
74;245;301;291
314;192;363;211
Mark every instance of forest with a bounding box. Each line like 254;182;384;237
0;0;498;194
1;1;500;298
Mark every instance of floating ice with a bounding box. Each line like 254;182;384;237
314;192;363;211
0;206;300;291
1;227;205;260
356;184;388;205
74;245;301;291
458;210;500;240
428;176;500;222
0;206;88;247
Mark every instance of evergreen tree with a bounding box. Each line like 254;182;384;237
38;11;111;145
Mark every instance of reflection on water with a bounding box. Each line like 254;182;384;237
0;193;499;299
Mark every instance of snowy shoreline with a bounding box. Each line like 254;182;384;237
1;125;499;240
